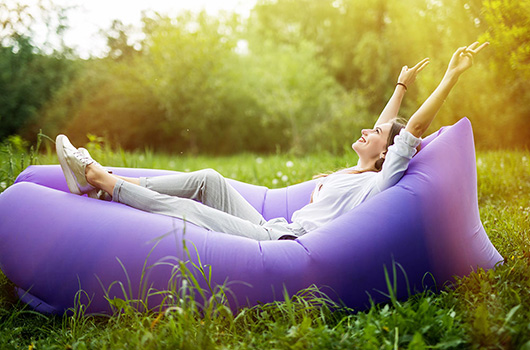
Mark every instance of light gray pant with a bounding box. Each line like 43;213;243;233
111;169;305;241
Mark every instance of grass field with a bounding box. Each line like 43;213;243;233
0;136;529;349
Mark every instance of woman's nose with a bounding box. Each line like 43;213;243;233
361;129;373;136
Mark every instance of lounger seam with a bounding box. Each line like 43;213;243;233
295;240;311;255
261;188;268;220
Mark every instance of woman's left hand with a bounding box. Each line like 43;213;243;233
446;41;489;77
397;57;430;89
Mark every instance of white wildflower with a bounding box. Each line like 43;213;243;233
0;182;6;189
256;157;263;164
276;171;283;177
272;179;279;185
286;161;294;168
281;175;288;182
165;306;184;316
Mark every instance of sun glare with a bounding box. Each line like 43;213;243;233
7;0;256;58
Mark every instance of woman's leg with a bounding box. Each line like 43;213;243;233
109;170;264;225
86;165;276;240
86;164;119;194
79;145;259;222
139;170;265;225
58;137;279;240
115;175;140;186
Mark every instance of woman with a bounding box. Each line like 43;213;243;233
56;41;488;241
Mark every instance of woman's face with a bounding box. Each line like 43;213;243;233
352;123;392;163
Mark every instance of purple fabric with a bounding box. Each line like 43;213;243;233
0;118;503;314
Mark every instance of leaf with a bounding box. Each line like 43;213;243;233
108;297;128;310
472;303;491;337
407;332;426;349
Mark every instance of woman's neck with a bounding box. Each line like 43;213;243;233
357;158;377;172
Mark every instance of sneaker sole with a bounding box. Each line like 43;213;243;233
56;135;82;195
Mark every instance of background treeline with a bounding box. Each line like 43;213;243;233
1;0;529;154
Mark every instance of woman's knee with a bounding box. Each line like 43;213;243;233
199;168;225;185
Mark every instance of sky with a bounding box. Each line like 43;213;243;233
14;0;257;58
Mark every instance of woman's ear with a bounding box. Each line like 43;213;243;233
380;150;387;159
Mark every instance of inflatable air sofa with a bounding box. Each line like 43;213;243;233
0;118;502;314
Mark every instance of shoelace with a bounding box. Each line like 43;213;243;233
73;150;96;166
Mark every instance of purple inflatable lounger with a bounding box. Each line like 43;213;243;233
0;117;502;314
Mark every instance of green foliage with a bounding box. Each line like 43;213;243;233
0;1;77;142
478;0;530;146
247;0;530;150
481;0;530;80
43;10;357;155
0;35;78;141
3;0;530;152
43;58;165;151
231;39;361;154
105;20;141;61
0;132;48;189
250;0;483;119
0;0;70;49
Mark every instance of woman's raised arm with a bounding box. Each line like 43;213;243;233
375;58;430;127
405;41;489;138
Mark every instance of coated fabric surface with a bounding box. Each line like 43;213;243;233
0;118;503;313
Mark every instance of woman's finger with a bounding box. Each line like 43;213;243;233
467;41;480;51
471;42;489;54
412;57;429;70
417;59;430;72
463;53;474;63
454;46;467;58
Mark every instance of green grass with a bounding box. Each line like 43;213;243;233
1;136;529;349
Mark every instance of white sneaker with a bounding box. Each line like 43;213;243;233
77;148;112;201
77;148;104;170
56;135;96;195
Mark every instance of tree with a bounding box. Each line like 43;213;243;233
0;0;70;52
0;36;78;141
0;0;76;141
12;0;530;151
476;0;530;147
103;20;141;61
481;0;530;81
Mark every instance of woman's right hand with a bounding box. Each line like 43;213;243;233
397;57;430;89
